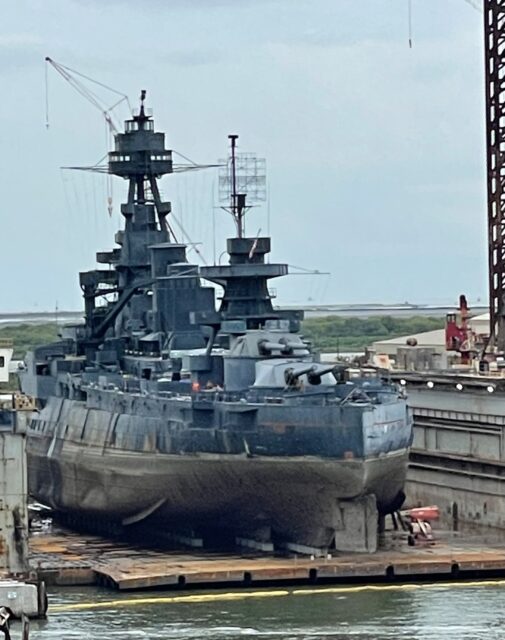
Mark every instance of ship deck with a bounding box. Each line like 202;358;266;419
27;526;505;591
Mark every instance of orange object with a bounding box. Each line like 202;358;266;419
405;506;439;522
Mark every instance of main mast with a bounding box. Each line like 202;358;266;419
80;92;177;342
109;90;174;235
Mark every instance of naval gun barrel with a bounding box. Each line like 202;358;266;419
260;341;286;353
280;340;309;352
307;365;339;385
284;364;341;387
284;365;317;387
259;340;310;355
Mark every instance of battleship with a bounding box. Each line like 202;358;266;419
20;94;412;553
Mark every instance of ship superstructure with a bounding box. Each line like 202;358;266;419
20;104;412;554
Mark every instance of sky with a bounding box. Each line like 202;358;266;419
0;0;487;310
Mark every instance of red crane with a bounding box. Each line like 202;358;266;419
445;294;476;363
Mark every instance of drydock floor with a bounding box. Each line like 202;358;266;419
27;526;505;591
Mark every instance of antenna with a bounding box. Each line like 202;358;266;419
219;134;266;238
139;89;147;120
229;134;239;235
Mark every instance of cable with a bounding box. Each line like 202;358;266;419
173;149;200;167
170;212;207;264
408;0;413;49
45;57;131;134
47;58;131;105
288;264;330;275
462;0;482;12
45;60;49;129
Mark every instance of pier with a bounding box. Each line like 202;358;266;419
29;526;505;591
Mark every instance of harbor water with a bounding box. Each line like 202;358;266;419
24;582;505;639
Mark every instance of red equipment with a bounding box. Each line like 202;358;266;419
445;295;476;364
402;505;439;546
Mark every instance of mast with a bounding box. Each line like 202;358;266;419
79;91;177;343
108;90;174;235
201;135;294;328
227;134;248;238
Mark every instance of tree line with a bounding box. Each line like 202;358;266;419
0;315;446;359
301;315;445;353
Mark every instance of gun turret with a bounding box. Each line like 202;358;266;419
284;365;317;387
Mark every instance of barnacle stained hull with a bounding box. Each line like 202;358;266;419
26;393;411;550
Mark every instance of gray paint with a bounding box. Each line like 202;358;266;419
20;106;412;552
394;372;505;531
0;400;29;575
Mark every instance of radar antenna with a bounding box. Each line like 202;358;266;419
219;134;266;238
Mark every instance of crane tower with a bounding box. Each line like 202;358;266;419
485;0;505;350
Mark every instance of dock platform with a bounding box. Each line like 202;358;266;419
29;527;505;591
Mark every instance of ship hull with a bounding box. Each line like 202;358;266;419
27;432;408;549
26;390;411;551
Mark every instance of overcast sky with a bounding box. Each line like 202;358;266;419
1;0;486;310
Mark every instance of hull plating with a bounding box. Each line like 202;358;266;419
27;397;409;547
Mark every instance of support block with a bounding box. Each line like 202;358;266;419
278;541;327;556
164;531;203;548
235;537;274;552
333;494;378;553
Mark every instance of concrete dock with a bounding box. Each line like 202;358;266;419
29;526;505;591
0;391;47;617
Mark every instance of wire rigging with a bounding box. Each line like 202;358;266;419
408;0;413;48
462;0;482;12
45;61;50;129
44;57;131;133
170;212;207;265
406;0;481;49
172;149;200;167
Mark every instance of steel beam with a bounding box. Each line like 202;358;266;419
485;0;505;349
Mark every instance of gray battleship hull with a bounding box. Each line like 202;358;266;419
20;105;412;554
27;395;410;550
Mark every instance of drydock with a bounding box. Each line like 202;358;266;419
28;524;505;592
394;372;505;531
373;2;505;541
0;387;48;618
7;6;505;616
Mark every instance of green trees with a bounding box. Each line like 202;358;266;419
0;316;446;358
0;323;59;358
301;315;445;353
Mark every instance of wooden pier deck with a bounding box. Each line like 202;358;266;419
28;527;505;591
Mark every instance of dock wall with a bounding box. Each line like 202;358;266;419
405;384;505;531
0;406;29;574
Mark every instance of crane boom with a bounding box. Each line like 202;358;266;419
485;1;505;351
45;57;131;134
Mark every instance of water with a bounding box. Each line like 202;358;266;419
18;582;505;639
